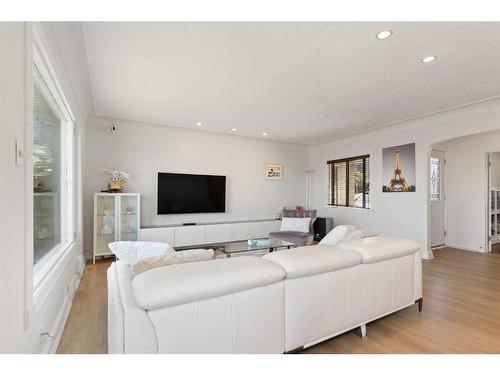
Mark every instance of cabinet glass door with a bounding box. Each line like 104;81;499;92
120;195;139;241
95;195;116;254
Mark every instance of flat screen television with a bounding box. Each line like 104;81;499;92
157;172;226;214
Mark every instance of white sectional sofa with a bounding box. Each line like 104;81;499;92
263;236;422;352
107;237;422;354
108;256;286;353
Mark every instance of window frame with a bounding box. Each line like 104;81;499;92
32;28;76;288
327;154;371;209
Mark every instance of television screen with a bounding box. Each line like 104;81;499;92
157;173;226;214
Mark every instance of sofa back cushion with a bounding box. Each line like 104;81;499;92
339;236;420;264
132;256;285;310
264;244;362;279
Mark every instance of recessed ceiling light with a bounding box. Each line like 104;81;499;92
196;122;202;126
262;132;268;136
231;128;237;132
376;30;392;40
421;56;436;63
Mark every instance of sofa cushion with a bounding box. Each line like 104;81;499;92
339;236;420;264
263;245;362;279
132;256;285;310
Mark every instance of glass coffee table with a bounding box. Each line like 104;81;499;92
175;238;296;257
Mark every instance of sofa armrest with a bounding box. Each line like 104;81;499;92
108;262;159;354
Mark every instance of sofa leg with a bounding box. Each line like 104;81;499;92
360;324;366;338
415;297;423;312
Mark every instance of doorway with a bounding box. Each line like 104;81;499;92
430;149;446;248
487;152;500;253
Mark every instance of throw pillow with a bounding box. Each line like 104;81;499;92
108;241;174;265
280;217;312;233
343;229;364;241
361;229;379;238
318;225;355;245
131;248;215;275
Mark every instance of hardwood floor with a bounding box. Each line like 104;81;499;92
491;243;500;254
57;259;111;354
57;248;500;354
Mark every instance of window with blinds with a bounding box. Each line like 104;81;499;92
328;155;370;209
33;48;75;266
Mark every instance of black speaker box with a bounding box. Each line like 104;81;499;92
313;217;333;241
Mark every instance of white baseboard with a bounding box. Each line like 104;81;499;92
47;298;73;354
445;243;482;252
45;253;87;353
431;245;446;250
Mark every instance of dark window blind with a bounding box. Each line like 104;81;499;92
328;155;370;209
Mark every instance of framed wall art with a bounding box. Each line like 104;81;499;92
265;163;283;180
382;143;416;192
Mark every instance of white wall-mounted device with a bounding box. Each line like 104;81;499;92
106;124;118;134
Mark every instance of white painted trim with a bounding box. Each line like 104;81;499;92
445;244;481;252
32;23;79;298
424;145;434;260
486;153;492;252
80;23;98;115
443;151;448;249
41;296;71;354
33;240;80;313
429;149;447;250
430;245;446;250
38;253;86;354
48;255;86;354
32;24;75;122
23;22;34;331
485;151;500;252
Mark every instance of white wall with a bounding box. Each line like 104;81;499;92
0;22;32;354
434;131;500;252
308;98;500;259
84;116;308;252
0;22;94;353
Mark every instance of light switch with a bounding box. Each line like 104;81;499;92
15;140;23;166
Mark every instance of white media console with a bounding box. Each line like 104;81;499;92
140;219;281;247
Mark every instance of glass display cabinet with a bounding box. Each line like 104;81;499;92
93;193;140;263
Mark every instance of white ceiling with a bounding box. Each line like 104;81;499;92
83;22;500;144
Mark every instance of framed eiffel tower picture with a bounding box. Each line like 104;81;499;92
382;143;416;192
